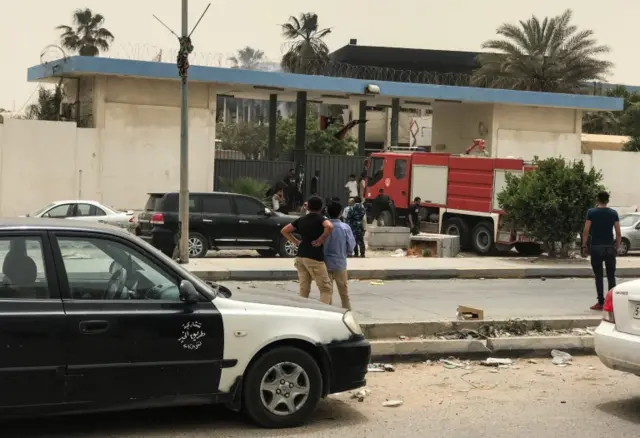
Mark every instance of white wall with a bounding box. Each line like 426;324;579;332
492;104;582;160
590;150;640;208
0;76;216;217
431;102;494;154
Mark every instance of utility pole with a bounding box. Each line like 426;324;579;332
178;0;190;263
154;2;210;263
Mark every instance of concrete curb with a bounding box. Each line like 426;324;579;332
370;335;595;360
192;266;640;281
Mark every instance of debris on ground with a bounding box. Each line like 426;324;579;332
398;335;409;341
391;249;407;257
382;400;403;407
528;359;538;364
439;358;471;370
457;305;484;321
482;358;514;367
425;360;434;366
369;280;385;285
551;349;573;366
368;363;395;373
351;389;370;402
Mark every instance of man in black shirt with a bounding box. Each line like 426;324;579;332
407;197;421;235
281;196;334;304
310;170;320;196
582;191;622;310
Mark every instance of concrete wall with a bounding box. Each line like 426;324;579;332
431;102;494;154
0;76;216;217
492;104;582;160
589;150;640;208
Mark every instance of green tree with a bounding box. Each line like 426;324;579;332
280;13;331;74
229;46;265;69
57;8;114;56
216;122;268;160
473;9;612;92
25;86;63;121
217;177;270;202
497;157;604;256
583;86;640;135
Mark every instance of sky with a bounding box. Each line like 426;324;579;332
0;0;638;112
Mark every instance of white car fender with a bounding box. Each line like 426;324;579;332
214;297;352;392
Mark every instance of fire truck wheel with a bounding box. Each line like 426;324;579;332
442;218;470;249
471;222;495;254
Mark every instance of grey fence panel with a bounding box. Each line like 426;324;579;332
214;159;294;191
303;154;366;202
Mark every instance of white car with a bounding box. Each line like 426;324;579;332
27;200;137;232
594;281;640;375
0;219;370;428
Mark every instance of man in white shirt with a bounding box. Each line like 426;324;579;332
345;174;358;198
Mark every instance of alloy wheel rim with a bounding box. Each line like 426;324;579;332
259;362;310;416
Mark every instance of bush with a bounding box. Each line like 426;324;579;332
497;157;604;256
218;177;270;202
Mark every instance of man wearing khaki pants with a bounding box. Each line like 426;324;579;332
281;196;334;304
323;201;356;309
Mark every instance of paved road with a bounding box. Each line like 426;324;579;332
223;278;634;323
5;357;639;438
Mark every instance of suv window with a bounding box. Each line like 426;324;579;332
145;195;164;211
57;236;182;301
394;159;407;179
235;196;264;215
202;196;231;214
0;236;49;299
146;194;197;212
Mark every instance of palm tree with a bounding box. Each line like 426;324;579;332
473;9;612;92
280;13;331;74
229;46;265;70
57;8;114;56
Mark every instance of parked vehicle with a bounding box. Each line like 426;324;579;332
26;200;137;233
618;213;640;256
138;192;300;258
0;218;370;427
594;281;640;376
363;149;542;255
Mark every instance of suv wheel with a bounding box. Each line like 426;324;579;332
243;347;322;428
188;232;208;258
278;235;299;258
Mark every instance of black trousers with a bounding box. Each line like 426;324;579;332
590;245;617;304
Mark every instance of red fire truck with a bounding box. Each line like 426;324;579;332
364;148;542;255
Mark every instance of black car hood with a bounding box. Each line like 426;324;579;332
224;285;344;314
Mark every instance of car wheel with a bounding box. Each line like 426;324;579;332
442;217;470;249
257;249;277;257
619;239;630;256
243;347;323;429
278;235;299;258
471;221;495;255
187;232;208;258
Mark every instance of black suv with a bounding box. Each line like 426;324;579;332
138;192;299;258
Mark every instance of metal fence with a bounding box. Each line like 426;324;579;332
213;154;367;202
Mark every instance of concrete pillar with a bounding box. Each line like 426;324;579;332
358;100;367;156
390;98;400;147
268;94;278;159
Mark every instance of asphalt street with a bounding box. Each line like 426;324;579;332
5;356;639;438
223;278;633;322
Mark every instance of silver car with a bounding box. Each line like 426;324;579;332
620;213;640;256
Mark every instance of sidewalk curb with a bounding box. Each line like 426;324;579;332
370;335;595;361
192;266;640;281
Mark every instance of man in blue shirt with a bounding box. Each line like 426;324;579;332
324;201;356;309
582;191;622;310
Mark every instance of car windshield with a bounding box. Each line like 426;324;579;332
31;203;55;217
620;214;639;227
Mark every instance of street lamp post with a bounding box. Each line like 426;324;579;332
178;0;190;263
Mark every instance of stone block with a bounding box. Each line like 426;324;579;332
410;233;460;257
367;226;411;250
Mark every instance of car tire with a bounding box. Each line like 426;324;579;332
257;249;277;258
442;217;470;250
514;242;544;256
187;232;208;258
278;234;299;258
619;238;630;256
471;221;495;255
243;346;323;429
377;210;393;227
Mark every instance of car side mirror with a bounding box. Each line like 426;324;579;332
179;280;200;303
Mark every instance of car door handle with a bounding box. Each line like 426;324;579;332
203;219;213;223
238;220;249;224
79;320;110;334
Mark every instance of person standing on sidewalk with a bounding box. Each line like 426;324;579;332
347;197;367;257
324;201;356;309
582;191;621;311
408;197;421;235
281;196;334;304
